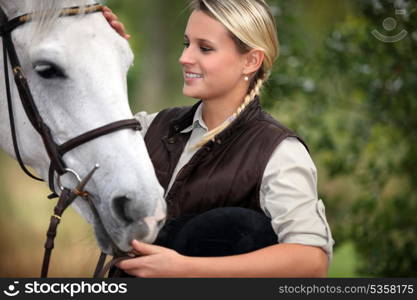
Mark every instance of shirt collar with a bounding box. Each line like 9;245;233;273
180;102;208;133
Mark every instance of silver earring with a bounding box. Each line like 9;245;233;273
244;76;249;81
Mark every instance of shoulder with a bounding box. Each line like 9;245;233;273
257;110;291;130
252;109;310;153
134;111;158;137
254;109;295;136
134;105;193;137
272;137;315;170
262;137;317;193
147;103;198;125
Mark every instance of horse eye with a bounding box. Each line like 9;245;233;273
34;63;66;79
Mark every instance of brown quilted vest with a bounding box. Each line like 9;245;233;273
144;98;307;219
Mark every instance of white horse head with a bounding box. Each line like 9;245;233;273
0;0;166;255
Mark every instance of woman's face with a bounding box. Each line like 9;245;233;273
179;10;247;102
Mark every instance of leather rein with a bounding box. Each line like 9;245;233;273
1;4;135;278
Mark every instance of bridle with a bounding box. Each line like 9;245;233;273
1;4;136;278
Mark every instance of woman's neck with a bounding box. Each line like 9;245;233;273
201;101;236;130
201;88;248;131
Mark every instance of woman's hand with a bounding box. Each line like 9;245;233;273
102;6;131;40
116;240;190;278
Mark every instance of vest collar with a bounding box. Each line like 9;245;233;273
216;98;261;144
169;97;261;143
168;101;201;137
180;102;208;134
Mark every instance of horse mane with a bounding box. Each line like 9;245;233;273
21;0;101;40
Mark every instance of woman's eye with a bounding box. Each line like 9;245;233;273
200;46;212;52
183;42;190;48
34;64;66;79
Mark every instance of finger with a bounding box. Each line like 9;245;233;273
116;257;145;270
110;12;119;21
110;21;124;32
105;12;118;21
102;6;113;14
111;21;125;34
119;22;126;33
131;240;166;255
103;12;114;23
111;22;124;36
110;21;122;30
110;22;129;39
102;8;112;17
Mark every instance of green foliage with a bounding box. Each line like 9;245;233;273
265;0;417;276
328;242;364;277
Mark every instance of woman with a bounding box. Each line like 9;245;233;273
103;0;333;277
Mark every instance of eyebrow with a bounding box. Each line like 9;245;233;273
184;34;214;45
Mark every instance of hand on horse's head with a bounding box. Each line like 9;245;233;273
103;6;131;40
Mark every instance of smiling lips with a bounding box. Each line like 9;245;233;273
184;72;203;81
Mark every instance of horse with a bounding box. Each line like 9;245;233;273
0;0;166;272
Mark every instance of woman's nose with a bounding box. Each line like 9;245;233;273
179;47;195;65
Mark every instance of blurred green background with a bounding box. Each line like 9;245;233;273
1;0;416;277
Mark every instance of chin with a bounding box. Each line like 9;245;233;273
183;87;202;99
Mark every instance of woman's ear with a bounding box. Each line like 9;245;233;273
243;49;265;76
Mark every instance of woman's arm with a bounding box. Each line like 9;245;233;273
117;240;328;278
184;243;328;278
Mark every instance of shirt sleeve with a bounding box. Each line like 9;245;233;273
259;137;335;261
134;111;159;137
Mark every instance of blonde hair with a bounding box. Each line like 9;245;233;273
190;0;279;148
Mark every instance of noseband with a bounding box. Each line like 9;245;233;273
1;4;138;277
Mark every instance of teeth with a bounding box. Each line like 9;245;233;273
186;73;203;78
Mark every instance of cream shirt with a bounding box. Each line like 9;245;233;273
135;104;334;260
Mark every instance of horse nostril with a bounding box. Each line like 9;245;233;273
157;219;165;229
113;196;134;224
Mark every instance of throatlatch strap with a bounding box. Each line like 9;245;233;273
46;118;142;194
58;119;142;155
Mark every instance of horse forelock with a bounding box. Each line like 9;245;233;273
20;0;101;39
